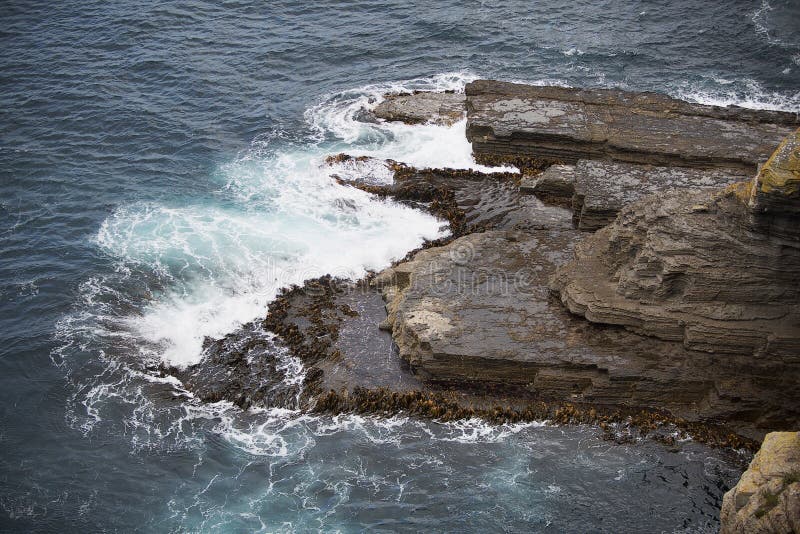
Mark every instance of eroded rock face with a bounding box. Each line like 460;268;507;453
550;131;800;359
466;80;799;171
721;431;800;534
373;91;466;125
550;188;800;357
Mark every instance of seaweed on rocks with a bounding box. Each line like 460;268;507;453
473;153;556;174
312;387;758;453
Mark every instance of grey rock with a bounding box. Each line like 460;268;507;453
373;91;466;125
465;80;799;171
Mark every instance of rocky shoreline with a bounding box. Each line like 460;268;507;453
166;80;799;525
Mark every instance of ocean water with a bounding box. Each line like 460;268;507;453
1;0;798;531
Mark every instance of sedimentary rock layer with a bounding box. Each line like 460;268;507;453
550;129;800;358
721;431;800;533
466;80;799;171
551;188;800;356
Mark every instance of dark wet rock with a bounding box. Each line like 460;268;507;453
721;431;800;533
372;91;466;125
322;153;394;186
313;286;425;394
312;386;757;450
164;323;301;410
335;161;570;237
466;80;799;172
372;228;799;438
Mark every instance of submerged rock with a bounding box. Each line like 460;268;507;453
164;323;301;410
466;80;799;171
721;431;800;533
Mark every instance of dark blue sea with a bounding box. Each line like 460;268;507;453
2;0;798;531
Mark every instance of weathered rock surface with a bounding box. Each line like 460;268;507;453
551;130;800;359
721;431;800;533
373;91;466;125
748;130;800;240
551;188;800;356
571;160;749;230
466;80;799;171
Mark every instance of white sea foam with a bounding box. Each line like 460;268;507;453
674;76;800;113
751;0;777;45
56;72;515;453
87;72;530;369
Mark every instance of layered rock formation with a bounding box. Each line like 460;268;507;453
721;431;800;533
373;228;799;435
522;159;750;230
550;129;800;361
466;80;799;171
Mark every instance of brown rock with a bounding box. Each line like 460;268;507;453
748;127;800;240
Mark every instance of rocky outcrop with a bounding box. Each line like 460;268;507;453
466;80;799;171
550;129;800;360
721;431;800;533
373;91;466;125
176;84;798;450
373;226;800;436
